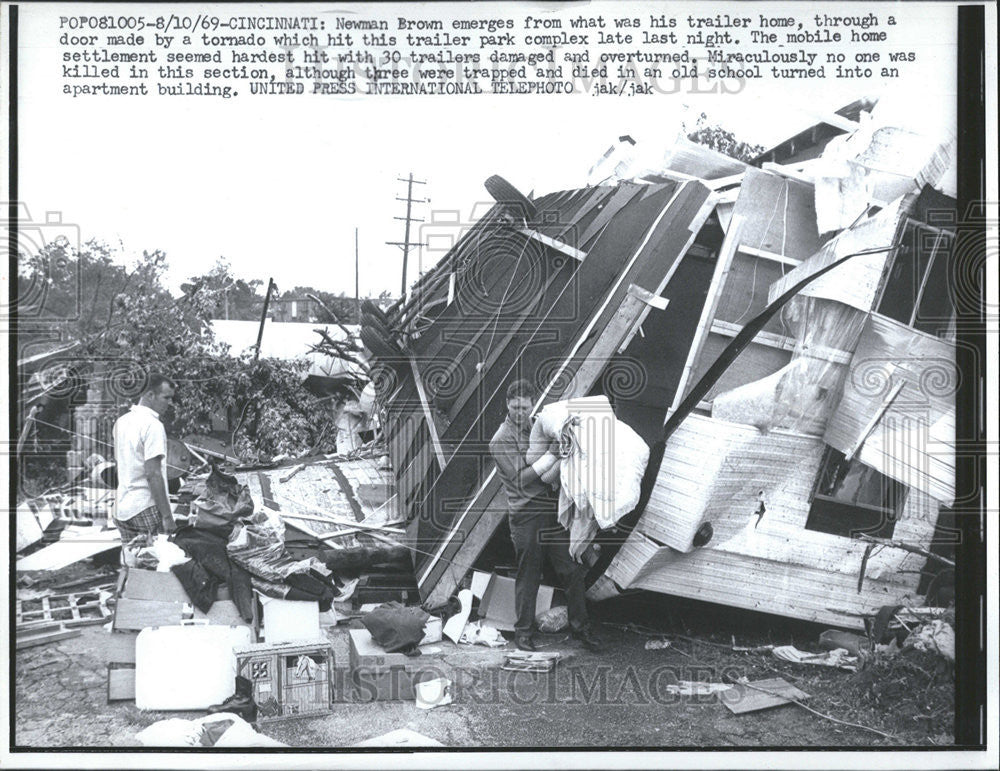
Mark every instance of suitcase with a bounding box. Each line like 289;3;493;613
135;620;252;710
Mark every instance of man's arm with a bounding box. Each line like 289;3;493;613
491;437;558;488
143;456;175;533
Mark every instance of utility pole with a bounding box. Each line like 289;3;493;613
254;277;275;362
386;173;427;300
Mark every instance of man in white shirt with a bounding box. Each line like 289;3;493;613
113;373;177;543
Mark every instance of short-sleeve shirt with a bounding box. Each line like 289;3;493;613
113;404;168;521
489;416;552;514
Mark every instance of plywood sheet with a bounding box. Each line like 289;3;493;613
16;527;121;572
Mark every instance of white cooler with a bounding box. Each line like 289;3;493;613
135;620;252;710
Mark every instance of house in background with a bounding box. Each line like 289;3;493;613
270;295;322;323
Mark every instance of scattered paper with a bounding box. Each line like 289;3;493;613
772;644;858;671
663;681;733;696
415;677;452;709
443;589;472;643
644;638;672;650
458;621;506;647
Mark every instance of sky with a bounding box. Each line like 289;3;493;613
15;1;958;298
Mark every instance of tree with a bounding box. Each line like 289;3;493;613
17;241;339;464
180;259;265;321
685;112;766;163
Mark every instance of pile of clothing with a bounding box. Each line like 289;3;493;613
169;467;336;621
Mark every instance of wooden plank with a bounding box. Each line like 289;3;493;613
563;292;647;399
576;183;646;246
737;243;803;267
671;212;745;410
112;598;187;631
724;678;810;714
16;627;82;649
557;187;616;239
408;358;447;470
422;489;509;609
517;227;587;261
616;191;719;352
104;631;139;664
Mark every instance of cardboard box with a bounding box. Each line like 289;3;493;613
193;599;252;629
348;628;446;702
112;598;190;631
259;596;321;644
478;574;564;632
236;640;334;722
104;630;139;664
107;663;136;702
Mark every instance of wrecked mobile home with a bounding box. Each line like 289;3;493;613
13;99;962;745
366;98;958;629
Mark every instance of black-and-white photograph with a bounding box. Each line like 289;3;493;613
3;1;996;767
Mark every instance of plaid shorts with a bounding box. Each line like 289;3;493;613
115;505;163;545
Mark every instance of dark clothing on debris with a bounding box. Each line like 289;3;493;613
251;573;336;612
171;525;255;621
190;466;254;531
362;601;430;654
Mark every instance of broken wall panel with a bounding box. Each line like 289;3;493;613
823;312;957;504
687;336;792;405
625;543;925;630
601;407;943;628
636;413;822;552
767;196;907;312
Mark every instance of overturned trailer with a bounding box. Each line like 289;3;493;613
363;102;958;630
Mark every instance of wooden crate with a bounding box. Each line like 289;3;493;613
235;640;334;722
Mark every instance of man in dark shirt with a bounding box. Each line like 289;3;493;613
489;379;600;652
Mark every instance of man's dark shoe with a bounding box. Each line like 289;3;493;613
514;634;537;652
573;628;603;652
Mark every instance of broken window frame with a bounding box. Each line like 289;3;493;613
875;218;956;339
805;446;908;539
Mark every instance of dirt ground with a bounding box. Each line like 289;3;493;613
13;562;954;750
